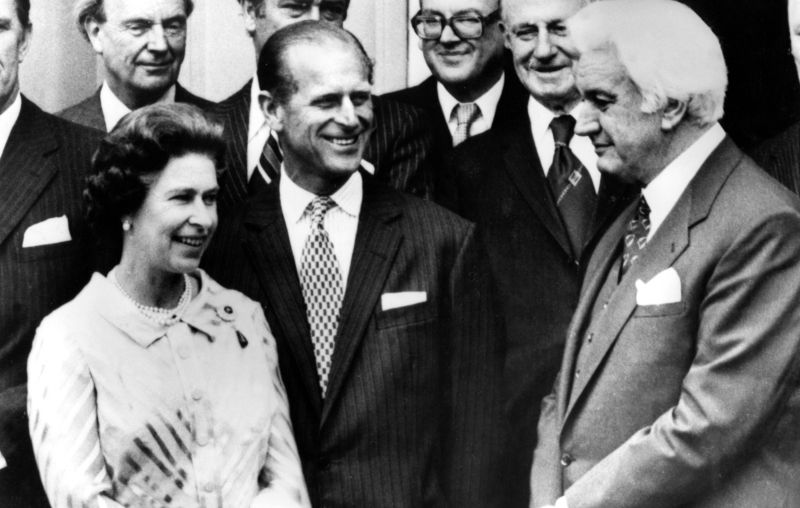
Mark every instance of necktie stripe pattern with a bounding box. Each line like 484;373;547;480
258;134;282;182
299;197;344;397
452;102;480;146
621;195;651;276
547;115;598;258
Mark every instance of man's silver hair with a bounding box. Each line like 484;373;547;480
568;0;727;125
73;0;195;40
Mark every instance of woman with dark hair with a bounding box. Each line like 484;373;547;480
27;103;309;508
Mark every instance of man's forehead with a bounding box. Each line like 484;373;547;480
287;40;369;81
503;0;583;24
576;49;625;84
420;0;498;15
105;0;187;19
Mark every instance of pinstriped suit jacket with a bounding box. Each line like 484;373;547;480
0;96;102;507
751;120;800;196
202;173;504;507
57;83;214;132
211;81;434;217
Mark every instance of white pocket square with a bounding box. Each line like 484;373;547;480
22;215;72;248
635;267;681;306
381;291;427;311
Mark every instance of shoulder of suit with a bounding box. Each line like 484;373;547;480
380;77;435;111
176;83;216;110
21;97;103;148
56;93;101;127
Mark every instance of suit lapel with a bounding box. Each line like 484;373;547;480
321;178;403;426
419;77;453;148
242;182;323;416
499;117;574;255
0;98;60;247
562;137;742;422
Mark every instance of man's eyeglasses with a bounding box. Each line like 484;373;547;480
411;9;500;40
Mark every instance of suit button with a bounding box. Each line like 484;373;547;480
560;453;574;467
586;333;593;343
602;301;608;310
575;369;581;378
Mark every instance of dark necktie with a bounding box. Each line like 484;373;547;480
249;134;282;195
620;195;651;276
547;115;597;258
299;197;344;397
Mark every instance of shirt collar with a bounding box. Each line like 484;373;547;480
279;166;363;225
100;81;176;131
437;72;505;125
642;123;726;236
527;96;583;141
0;93;22;161
248;76;269;142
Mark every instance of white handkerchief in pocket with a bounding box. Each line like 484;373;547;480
635;267;681;306
381;291;427;311
22;215;72;248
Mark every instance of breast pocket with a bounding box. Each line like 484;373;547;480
16;239;81;262
632;301;686;318
375;301;438;330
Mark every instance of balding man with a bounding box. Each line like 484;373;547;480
532;1;800;506
59;0;212;132
204;21;503;508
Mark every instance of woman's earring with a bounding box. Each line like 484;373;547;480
122;220;132;232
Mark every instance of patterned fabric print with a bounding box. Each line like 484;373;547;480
547;114;597;258
299;197;344;397
452;103;480;146
257;134;282;182
621;195;651;275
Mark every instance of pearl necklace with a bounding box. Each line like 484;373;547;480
112;271;194;326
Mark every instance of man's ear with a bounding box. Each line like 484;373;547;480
17;24;32;63
661;98;687;131
499;22;512;50
241;0;259;34
259;90;283;132
85;18;104;54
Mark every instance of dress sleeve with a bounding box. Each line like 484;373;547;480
27;316;125;508
249;305;311;508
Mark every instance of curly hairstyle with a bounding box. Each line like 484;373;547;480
84;103;226;248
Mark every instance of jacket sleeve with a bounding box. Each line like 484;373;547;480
27;318;126;508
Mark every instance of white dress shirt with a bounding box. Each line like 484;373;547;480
528;97;601;192
247;76;273;182
642;123;726;239
280;168;362;291
100;81;176;131
438;73;505;143
0;92;21;162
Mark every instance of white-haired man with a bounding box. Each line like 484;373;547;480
59;0;211;132
531;1;800;507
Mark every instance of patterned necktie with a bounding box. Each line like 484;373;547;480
250;134;282;195
621;195;651;276
547;115;597;258
452;102;480;146
299;196;344;397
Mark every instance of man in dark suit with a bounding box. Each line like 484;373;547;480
443;0;632;505
204;21;503;508
0;1;102;506
384;0;528;192
59;0;212;132
532;2;800;506
750;0;800;195
213;0;432;216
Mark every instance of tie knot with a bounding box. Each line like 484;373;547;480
550;115;576;146
308;196;336;226
454;102;480;126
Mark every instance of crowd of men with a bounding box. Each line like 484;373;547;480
2;0;800;506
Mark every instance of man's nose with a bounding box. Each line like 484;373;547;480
337;97;359;127
574;101;599;136
146;24;169;52
533;31;555;59
439;21;461;43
